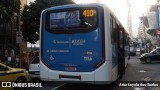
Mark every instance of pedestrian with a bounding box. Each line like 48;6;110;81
20;50;25;68
10;48;15;63
4;49;9;63
24;51;29;70
29;50;34;63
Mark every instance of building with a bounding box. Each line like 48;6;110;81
0;0;28;59
137;0;160;50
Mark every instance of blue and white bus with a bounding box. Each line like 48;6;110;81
40;3;130;84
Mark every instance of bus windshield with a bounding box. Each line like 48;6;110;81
46;8;97;30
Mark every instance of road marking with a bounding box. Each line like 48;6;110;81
134;87;146;90
142;77;151;81
138;70;147;73
51;83;66;90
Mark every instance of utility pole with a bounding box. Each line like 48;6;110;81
127;0;133;40
140;14;148;53
142;16;147;53
16;0;21;68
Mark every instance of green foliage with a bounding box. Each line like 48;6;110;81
0;0;20;24
21;0;75;43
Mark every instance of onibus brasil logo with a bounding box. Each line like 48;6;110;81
2;82;42;87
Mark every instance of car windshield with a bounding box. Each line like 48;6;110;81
150;48;160;54
31;57;39;64
0;65;8;71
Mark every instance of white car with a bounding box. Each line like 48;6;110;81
136;48;140;52
29;56;40;78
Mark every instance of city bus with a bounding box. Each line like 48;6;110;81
40;3;130;84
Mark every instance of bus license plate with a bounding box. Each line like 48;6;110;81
65;67;77;71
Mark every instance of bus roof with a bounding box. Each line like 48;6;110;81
46;3;108;10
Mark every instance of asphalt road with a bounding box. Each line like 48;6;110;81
26;53;160;90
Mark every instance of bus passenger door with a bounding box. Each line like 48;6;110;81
117;28;125;76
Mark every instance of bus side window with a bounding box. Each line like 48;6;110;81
111;15;117;44
119;30;123;48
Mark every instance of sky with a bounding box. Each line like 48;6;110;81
74;0;157;37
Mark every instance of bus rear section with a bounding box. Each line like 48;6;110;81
40;5;111;82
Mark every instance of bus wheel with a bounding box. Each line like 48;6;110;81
118;74;123;80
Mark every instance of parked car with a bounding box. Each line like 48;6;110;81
0;63;31;90
139;47;160;63
29;56;40;79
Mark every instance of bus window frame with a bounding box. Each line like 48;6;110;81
44;7;99;34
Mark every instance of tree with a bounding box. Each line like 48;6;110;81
0;0;20;24
21;0;75;43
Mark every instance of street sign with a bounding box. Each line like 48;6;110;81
16;31;23;43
